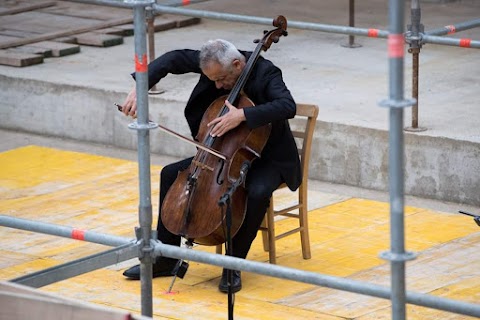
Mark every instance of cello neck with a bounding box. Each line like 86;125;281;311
218;15;288;116
225;46;263;108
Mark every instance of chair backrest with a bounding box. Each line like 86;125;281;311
291;104;319;182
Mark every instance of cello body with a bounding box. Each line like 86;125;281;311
162;95;270;245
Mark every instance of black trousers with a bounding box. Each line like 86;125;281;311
156;157;283;259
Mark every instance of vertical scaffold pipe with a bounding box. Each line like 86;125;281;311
342;0;362;48
389;3;407;319
405;0;426;132
146;4;164;94
379;0;416;319
130;0;156;317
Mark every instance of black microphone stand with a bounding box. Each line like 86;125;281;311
459;210;480;227
218;161;250;320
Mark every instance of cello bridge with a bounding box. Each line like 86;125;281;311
192;160;214;172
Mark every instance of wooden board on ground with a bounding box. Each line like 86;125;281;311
0;1;56;16
0;50;43;67
27;41;80;57
75;32;123;47
0;11;108;34
40;0;132;21
0;1;202;66
7;45;53;58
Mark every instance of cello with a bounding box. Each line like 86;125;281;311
161;16;288;246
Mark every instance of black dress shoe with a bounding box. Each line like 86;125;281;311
218;269;242;293
123;258;178;280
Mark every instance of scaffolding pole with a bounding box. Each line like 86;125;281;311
151;4;391;39
378;0;415;319
426;18;480;36
2;214;480;318
1;1;480;319
0;215;132;247
127;1;156;317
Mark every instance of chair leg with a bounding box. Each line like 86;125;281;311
299;205;311;260
266;203;277;264
260;215;270;252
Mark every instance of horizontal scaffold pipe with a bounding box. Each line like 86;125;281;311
66;0;214;8
0;215;133;247
421;34;480;49
152;4;390;39
426;18;480;36
153;241;480;318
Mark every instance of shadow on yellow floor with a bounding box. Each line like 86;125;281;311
1;146;479;319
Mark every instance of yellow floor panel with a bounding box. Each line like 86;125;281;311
1;146;479;319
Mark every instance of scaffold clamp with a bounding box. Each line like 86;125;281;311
379;250;416;262
128;120;159;130
379;98;416;109
124;0;155;6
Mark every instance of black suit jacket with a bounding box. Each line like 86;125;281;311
141;49;301;191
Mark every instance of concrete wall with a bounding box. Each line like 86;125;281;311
1;74;479;206
309;120;480;206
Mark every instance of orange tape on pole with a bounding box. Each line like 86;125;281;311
388;34;404;58
459;38;471;48
72;229;85;240
135;54;148;73
368;29;379;37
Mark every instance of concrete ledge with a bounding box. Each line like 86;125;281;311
1;74;478;206
310;120;480;206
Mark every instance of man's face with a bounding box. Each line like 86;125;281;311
202;60;243;90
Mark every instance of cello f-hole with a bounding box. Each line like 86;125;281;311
216;159;225;185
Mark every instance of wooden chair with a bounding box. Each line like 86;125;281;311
260;103;319;264
216;104;319;264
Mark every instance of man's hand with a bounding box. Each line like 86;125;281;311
120;86;137;118
207;100;246;137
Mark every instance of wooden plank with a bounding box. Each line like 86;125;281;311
40;1;132;21
153;17;177;32
0;29;42;38
7;46;53;58
75;32;123;47
107;24;134;37
0;1;56;17
27;41;80;57
52;36;78;44
0;11;107;35
0;50;43;67
94;27;129;37
172;16;202;28
0;16;133;49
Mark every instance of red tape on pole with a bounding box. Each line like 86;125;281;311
182;0;190;5
72;229;85;240
368;29;379;37
388;34;404;58
445;25;456;34
459;38;471;48
135;54;148;73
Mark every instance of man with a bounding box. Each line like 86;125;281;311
120;39;301;293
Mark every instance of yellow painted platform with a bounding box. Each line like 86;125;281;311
1;146;479;319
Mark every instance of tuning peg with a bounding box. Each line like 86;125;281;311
253;39;260;43
263;30;268;34
283;31;288;36
272;37;279;43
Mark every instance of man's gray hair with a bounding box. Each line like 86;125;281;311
199;39;244;70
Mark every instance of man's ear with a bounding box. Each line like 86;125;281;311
232;59;242;70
